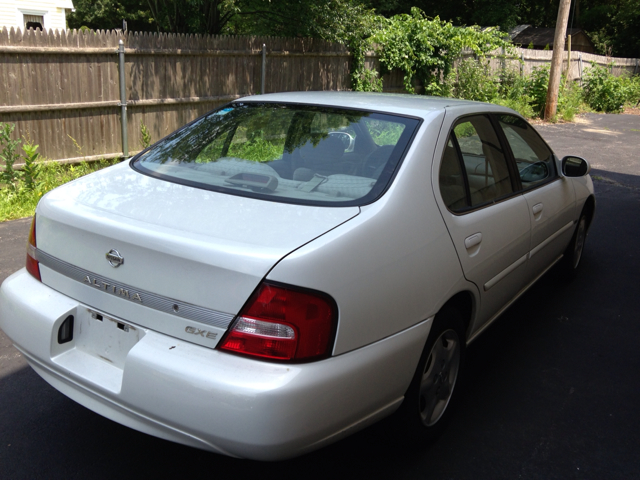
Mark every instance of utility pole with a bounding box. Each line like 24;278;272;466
544;0;572;120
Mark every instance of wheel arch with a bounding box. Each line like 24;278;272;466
438;290;475;341
582;194;596;231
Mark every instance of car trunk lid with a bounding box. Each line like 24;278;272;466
34;163;359;347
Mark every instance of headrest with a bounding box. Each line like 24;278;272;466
299;135;345;165
440;145;461;176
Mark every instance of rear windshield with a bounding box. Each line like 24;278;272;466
132;102;420;206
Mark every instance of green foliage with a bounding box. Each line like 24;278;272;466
0;124;22;192
583;63;628;113
557;80;586;121
302;1;379;92
68;0;234;35
625;75;640;105
0;159;119;222
371;8;513;95
354;68;384;93
66;0;640;59
492;97;536;119
228;135;284;162
527;65;550;116
453;58;499;102
446;59;590;121
21;141;40;191
579;0;640;58
364;118;405;145
140;120;152;149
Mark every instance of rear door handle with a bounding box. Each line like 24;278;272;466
532;203;543;215
464;233;482;249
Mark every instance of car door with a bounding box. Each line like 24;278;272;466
434;113;531;335
495;115;576;278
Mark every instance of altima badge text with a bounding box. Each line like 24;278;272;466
83;275;143;303
106;249;124;267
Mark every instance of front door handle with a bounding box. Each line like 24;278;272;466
464;233;482;249
532;203;543;215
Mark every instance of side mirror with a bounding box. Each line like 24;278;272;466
561;156;590;177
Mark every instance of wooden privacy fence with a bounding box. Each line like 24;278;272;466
0;28;366;164
0;27;638;165
475;47;639;83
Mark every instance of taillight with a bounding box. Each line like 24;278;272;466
219;282;337;362
26;216;41;281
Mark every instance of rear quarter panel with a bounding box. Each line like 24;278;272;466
268;110;475;355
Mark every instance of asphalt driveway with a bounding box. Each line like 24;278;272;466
1;113;639;479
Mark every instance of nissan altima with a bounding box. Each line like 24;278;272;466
0;92;594;460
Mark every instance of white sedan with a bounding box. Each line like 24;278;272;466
0;92;594;460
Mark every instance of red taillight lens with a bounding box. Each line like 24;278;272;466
219;283;337;362
26;216;41;281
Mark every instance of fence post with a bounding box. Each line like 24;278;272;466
261;44;266;95
118;39;128;158
579;53;583;86
566;35;572;81
520;52;524;77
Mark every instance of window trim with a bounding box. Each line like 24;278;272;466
491;113;559;193
17;9;49;31
438;111;564;216
130;101;423;208
439;113;521;215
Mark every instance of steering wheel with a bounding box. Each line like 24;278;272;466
360;145;395;178
519;160;549;183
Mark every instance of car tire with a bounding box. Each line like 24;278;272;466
397;306;466;442
563;212;588;274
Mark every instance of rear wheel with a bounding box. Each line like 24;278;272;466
398;306;466;441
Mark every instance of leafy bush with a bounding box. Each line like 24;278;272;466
21;141;40;191
527;66;550;116
454;58;499;102
583;63;628;113
557;80;586;121
355;68;383;93
0;123;22;191
622;75;640;106
492;97;535;119
371;7;513;94
0;158;118;221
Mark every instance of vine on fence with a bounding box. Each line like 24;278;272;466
369;8;514;94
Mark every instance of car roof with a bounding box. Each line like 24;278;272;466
236;91;493;119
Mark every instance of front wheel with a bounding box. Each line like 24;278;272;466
397;306;466;441
563;212;588;273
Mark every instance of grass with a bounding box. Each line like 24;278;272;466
0;159;119;222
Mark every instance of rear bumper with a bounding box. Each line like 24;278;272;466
0;269;431;460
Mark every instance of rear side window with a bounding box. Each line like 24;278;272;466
132;103;420;207
440;115;514;212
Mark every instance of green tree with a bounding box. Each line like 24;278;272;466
67;0;156;32
579;0;640;57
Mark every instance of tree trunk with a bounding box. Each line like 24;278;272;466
544;0;572;120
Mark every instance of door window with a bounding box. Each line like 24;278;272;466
439;115;514;212
497;115;555;188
